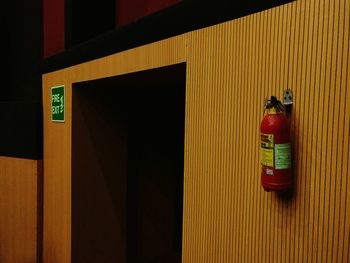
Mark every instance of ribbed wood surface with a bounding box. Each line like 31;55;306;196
183;0;350;262
0;157;42;263
42;0;350;262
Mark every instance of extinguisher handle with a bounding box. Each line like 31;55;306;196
264;96;285;113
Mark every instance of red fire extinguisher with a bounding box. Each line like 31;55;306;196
260;96;292;192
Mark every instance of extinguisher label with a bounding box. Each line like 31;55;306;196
275;143;292;169
261;134;274;148
261;133;274;167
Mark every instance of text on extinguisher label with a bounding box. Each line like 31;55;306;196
261;133;274;167
275;143;292;169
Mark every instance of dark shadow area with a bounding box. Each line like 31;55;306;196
0;102;42;159
72;63;185;263
1;0;43;159
276;189;294;203
68;0;115;45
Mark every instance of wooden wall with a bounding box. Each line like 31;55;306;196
184;0;350;262
42;0;350;262
0;157;42;263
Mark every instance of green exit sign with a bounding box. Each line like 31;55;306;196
51;85;65;122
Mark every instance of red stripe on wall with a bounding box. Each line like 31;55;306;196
43;0;65;58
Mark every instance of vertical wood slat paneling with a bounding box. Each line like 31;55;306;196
0;157;42;263
184;0;350;262
42;0;349;262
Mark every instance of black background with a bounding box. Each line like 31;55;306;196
1;0;42;159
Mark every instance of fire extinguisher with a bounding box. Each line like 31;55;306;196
260;96;292;192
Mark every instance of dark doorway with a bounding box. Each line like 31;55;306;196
72;63;185;263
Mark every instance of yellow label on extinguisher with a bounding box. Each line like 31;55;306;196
261;148;274;167
261;133;274;167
